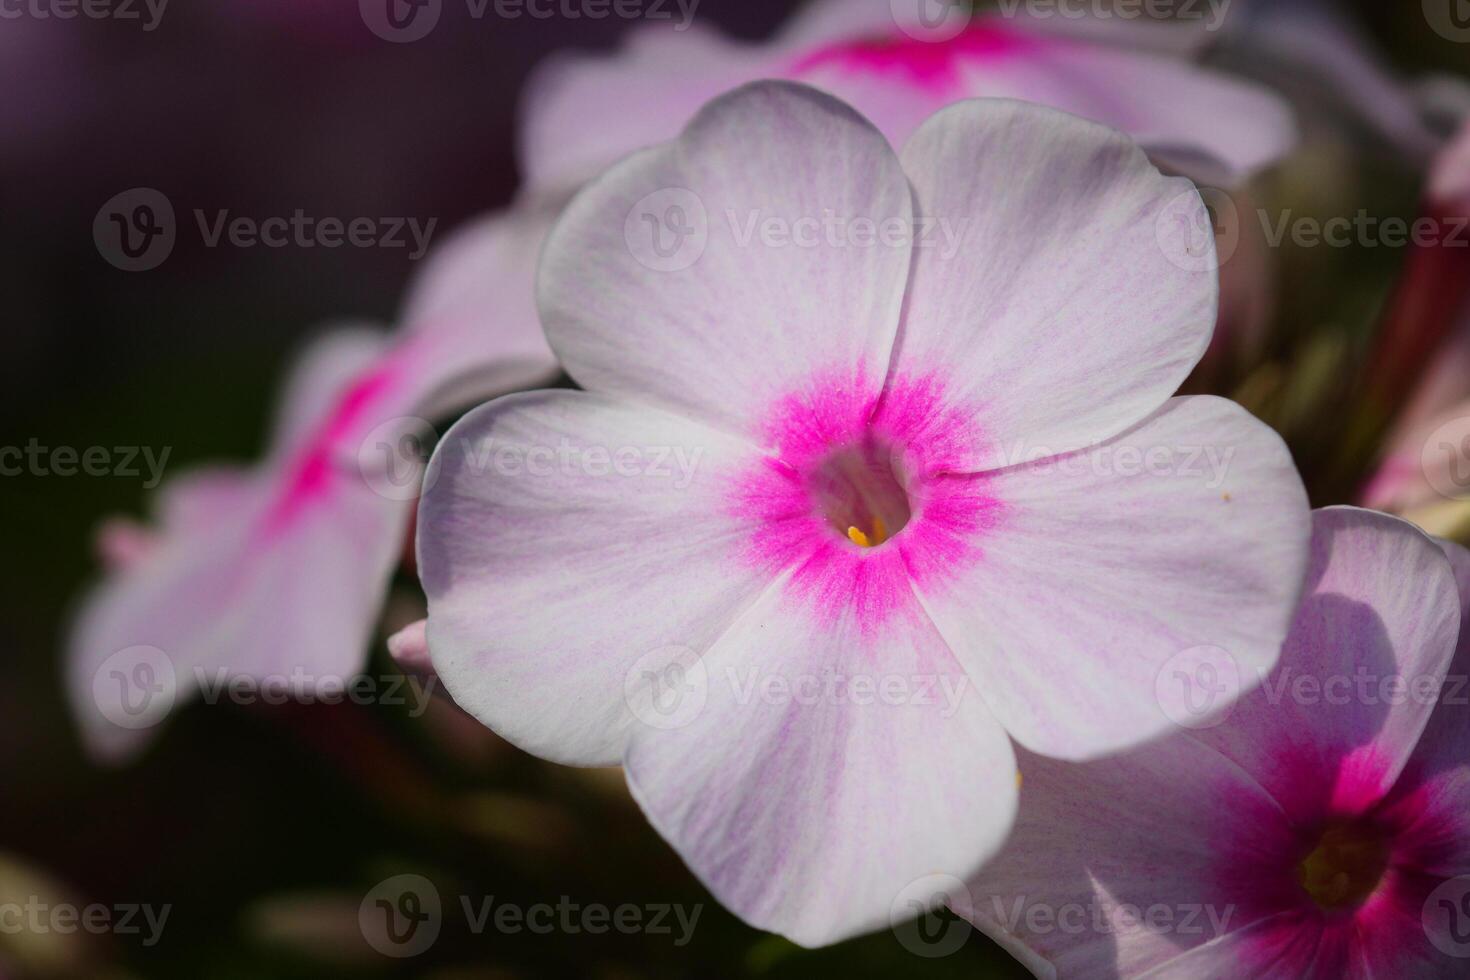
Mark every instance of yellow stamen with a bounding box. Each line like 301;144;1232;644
846;516;889;548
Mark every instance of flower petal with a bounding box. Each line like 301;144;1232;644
518;23;762;198
896;99;1217;471
537;80;912;440
960;739;1293;978
417;390;770;766
915;396;1310;760
396;206;562;418
1193;508;1463;822
623;583;1016;947
67;476;408;762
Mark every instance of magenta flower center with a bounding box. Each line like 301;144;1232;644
1295;820;1393;911
806;440;914;547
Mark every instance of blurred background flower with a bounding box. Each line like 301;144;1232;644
4;1;1470;977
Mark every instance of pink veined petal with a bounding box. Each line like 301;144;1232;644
915;396;1310;761
959;738;1293;979
623;579;1016;948
66;473;409;762
1135;911;1339;980
1375;540;1470;880
417;389;772;767
895;99;1217;471
1193;508;1463;824
265;325;392;465
537;81;912;441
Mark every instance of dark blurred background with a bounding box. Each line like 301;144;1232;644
2;1;1467;977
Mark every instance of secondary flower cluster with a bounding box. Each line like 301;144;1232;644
67;2;1470;977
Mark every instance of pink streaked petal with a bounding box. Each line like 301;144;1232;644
1141;911;1339;979
960;738;1293;979
417;390;771;767
916;396;1310;761
1194;509;1463;824
94;517;160;572
624;581;1015;948
896;99;1216;471
1377;540;1470;878
266;325;392;465
537;81;912;441
67;475;408;762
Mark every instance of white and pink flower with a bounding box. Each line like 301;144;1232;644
961;507;1470;978
414;81;1311;945
66;207;560;762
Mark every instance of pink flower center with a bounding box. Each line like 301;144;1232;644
789;24;1034;94
729;367;1002;630
1296;820;1393;911
806;439;914;548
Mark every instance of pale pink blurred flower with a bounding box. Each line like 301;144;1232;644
518;0;1297;200
66;206;560;762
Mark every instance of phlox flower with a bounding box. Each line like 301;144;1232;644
413;81;1311;945
960;507;1470;978
519;0;1296;199
66;207;560;761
